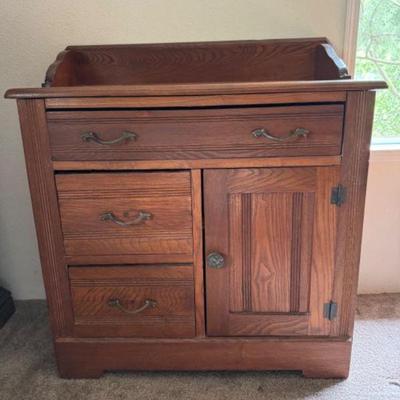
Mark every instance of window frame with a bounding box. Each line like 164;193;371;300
343;0;400;149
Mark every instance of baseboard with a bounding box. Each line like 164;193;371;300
55;337;352;379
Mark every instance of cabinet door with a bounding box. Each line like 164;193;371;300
204;167;339;336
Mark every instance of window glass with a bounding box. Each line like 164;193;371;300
355;0;400;141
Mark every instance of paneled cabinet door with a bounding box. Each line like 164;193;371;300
204;167;339;336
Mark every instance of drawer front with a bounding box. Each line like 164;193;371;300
48;105;344;161
56;171;193;263
69;265;195;338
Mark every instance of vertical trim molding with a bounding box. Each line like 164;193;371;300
191;169;205;336
290;193;303;312
241;193;252;312
16;99;73;337
343;0;361;76
331;91;376;336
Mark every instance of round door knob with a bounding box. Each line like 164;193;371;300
207;251;225;269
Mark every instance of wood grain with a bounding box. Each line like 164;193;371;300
4;38;385;100
190;170;206;337
204;167;337;337
226;167;317;193
65;254;194;266
50;38;329;86
16;99;73;337
47;105;344;161
308;167;339;335
290;192;303;312
56;171;191;195
44;92;347;109
331;91;376;337
7;39;382;378
250;193;292;312
55;337;351;379
5;79;387;99
296;192;315;313
69;265;195;338
69;265;193;280
52;155;342;171
56;172;193;260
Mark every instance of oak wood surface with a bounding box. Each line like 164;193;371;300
69;265;195;338
52;155;342;171
5;80;386;99
16;99;73;337
64;254;194;266
7;39;381;379
55;337;351;379
204;167;339;336
44;92;347;109
4;38;385;99
47;105;344;161
190;170;206;337
48;39;334;86
56;172;193;260
55;170;191;194
331;91;377;337
308;167;339;334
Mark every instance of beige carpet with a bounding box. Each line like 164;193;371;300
0;294;399;400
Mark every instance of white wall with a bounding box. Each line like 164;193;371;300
358;151;400;293
1;0;396;299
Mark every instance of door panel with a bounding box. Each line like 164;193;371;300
204;167;339;336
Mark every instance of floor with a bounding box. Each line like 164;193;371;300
0;294;399;400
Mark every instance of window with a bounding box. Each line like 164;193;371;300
355;0;400;144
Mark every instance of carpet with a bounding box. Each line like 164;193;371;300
0;294;399;400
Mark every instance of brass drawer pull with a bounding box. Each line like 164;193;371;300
100;211;152;226
252;127;309;142
81;131;137;145
108;298;157;314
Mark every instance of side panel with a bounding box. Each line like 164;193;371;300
331;91;376;336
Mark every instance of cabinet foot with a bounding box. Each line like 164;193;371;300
57;364;104;379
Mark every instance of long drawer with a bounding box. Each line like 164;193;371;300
69;265;195;338
56;171;193;264
47;105;344;161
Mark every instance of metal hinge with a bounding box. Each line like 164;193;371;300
331;184;347;206
324;301;338;320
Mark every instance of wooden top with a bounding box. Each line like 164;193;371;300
5;38;386;99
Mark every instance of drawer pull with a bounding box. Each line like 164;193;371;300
81;131;137;145
108;298;157;314
100;211;152;226
252;127;309;142
207;251;225;269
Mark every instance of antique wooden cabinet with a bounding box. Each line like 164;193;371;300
5;38;386;378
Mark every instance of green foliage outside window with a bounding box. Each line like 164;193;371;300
355;0;400;139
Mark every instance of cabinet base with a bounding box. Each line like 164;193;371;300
55;337;351;379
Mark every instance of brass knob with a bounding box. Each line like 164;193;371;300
207;251;225;269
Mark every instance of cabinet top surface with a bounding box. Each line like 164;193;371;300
5;38;386;99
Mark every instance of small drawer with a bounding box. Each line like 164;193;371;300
47;104;344;161
56;171;193;264
69;265;195;338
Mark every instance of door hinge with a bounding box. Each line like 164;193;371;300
324;301;338;320
331;184;346;206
